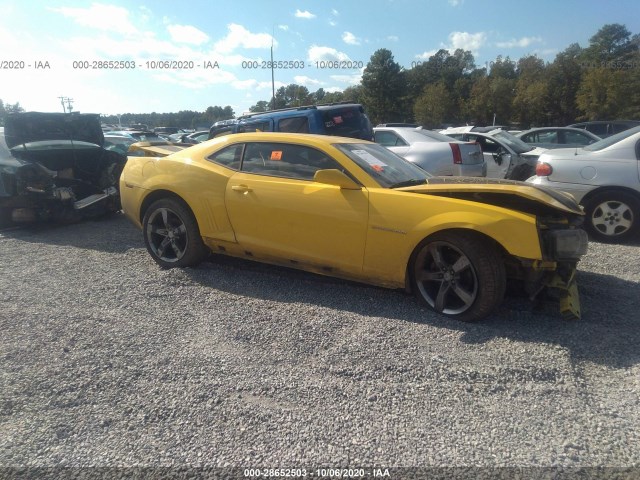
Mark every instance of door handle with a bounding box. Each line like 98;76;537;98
231;184;252;193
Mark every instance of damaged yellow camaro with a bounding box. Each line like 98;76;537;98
120;132;588;322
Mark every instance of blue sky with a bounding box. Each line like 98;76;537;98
1;0;639;116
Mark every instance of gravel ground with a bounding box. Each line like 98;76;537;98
1;213;639;476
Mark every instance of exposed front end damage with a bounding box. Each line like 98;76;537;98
399;177;589;319
0;112;127;227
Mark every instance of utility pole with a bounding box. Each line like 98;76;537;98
58;96;74;113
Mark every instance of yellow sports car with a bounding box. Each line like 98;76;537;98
120;132;588;322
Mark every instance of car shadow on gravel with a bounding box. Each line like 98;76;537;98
183;254;640;370
0;212;142;254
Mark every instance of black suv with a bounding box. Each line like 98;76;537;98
209;103;373;141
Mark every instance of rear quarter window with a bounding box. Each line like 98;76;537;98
277;116;310;133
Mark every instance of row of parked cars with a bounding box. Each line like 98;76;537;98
0;106;636;323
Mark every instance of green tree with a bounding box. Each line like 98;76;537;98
413;82;453;128
582;23;637;64
512;55;549;127
249;100;269;112
489;56;517;79
546;43;584;124
361;48;407;124
576;67;629;120
342;85;364;104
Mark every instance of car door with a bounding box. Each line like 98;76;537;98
224;141;369;275
464;134;512;178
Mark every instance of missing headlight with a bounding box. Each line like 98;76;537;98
546;229;588;260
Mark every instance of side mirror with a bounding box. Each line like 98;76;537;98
313;169;361;190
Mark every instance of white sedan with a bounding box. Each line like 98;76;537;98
527;126;640;242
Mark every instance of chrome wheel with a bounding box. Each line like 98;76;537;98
145;207;189;263
414;241;479;315
590;200;634;237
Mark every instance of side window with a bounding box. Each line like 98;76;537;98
586;124;608;136
241;142;342;181
534;130;557;144
565;131;595;145
635;139;640;160
481;138;500;153
278;116;310;133
237;121;271;133
520;133;534;143
206;144;244;170
374;131;408;147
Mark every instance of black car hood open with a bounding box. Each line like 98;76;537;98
4;112;105;148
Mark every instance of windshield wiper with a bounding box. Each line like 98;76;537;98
389;178;427;188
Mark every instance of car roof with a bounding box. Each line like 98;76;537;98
237;103;364;122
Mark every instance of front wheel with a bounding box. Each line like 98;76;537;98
410;231;506;322
584;191;639;242
142;198;209;268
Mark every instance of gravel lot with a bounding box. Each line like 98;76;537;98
1;213;639;475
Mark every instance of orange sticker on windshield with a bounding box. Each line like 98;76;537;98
270;151;283;161
372;165;384;172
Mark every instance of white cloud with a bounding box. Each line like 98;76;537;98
295;9;316;19
387;35;399;42
414;31;486;60
307;45;350;62
214;24;275;53
449;31;487;54
331;9;339;16
496;36;543;48
448;0;464;6
329;20;337;27
49;4;138;36
278;25;289;31
294;75;322;86
342;32;360;46
167;24;209;45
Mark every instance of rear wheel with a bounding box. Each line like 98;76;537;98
411;231;506;322
142;198;209;268
584;191;639;242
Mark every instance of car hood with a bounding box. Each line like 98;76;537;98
5;112;104;148
398;177;584;216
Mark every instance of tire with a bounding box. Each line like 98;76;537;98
410;231;506;322
142;198;209;268
584;191;639;242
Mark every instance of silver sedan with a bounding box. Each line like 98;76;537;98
373;127;486;177
527;125;640;242
516;127;601;149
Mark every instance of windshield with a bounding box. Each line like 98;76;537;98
491;131;534;153
334;142;430;188
583;125;640;151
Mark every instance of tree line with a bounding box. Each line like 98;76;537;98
0;101;234;130
251;23;640;128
